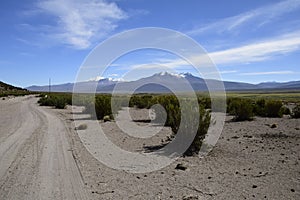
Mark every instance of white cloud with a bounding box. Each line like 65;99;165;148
88;76;105;81
126;30;300;69
204;70;238;75
209;31;300;65
187;0;300;35
35;0;127;49
240;71;294;76
220;70;238;74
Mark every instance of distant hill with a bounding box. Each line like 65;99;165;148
0;81;28;97
26;72;300;93
27;78;118;93
256;81;300;89
0;81;26;91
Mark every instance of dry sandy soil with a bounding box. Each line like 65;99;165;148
0;96;89;199
0;96;299;199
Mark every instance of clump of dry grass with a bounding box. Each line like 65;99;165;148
76;124;87;130
103;115;112;122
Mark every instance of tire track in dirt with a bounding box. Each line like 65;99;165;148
0;96;89;200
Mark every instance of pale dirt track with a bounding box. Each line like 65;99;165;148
0;96;89;200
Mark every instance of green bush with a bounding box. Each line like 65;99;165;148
227;98;254;121
281;106;291;115
227;98;239;115
54;96;69;109
95;95;112;120
152;95;211;156
264;100;283;118
38;93;72;109
254;99;266;116
153;95;181;133
129;95;154;109
197;96;211;109
84;95;112;120
82;94;123;120
184;104;211;156
292;104;300;118
253;99;284;118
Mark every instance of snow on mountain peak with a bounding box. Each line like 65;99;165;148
156;71;185;78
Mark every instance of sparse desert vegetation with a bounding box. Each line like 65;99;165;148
227;98;254;121
2;0;300;198
264;100;284;118
2;92;299;199
0;81;33;97
291;104;300;118
38;93;212;155
37;92;300;123
38;93;72;109
33;90;300;199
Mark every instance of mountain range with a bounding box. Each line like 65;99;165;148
26;72;300;93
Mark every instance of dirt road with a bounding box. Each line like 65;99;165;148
0;96;89;200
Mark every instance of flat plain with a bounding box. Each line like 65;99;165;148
0;95;299;199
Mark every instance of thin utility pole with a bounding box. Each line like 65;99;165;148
49;78;51;93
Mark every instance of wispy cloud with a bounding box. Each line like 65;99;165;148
127;30;300;70
205;70;238;75
109;73;119;77
187;0;300;35
209;31;300;65
240;71;294;76
221;70;238;74
31;0;127;49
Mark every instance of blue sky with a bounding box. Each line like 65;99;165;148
1;0;300;87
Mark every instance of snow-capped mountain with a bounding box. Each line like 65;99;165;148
27;72;300;93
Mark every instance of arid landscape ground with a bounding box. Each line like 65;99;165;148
0;95;299;199
2;1;300;199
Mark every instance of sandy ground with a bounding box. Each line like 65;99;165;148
65;104;299;199
0;96;89;199
1;96;299;199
